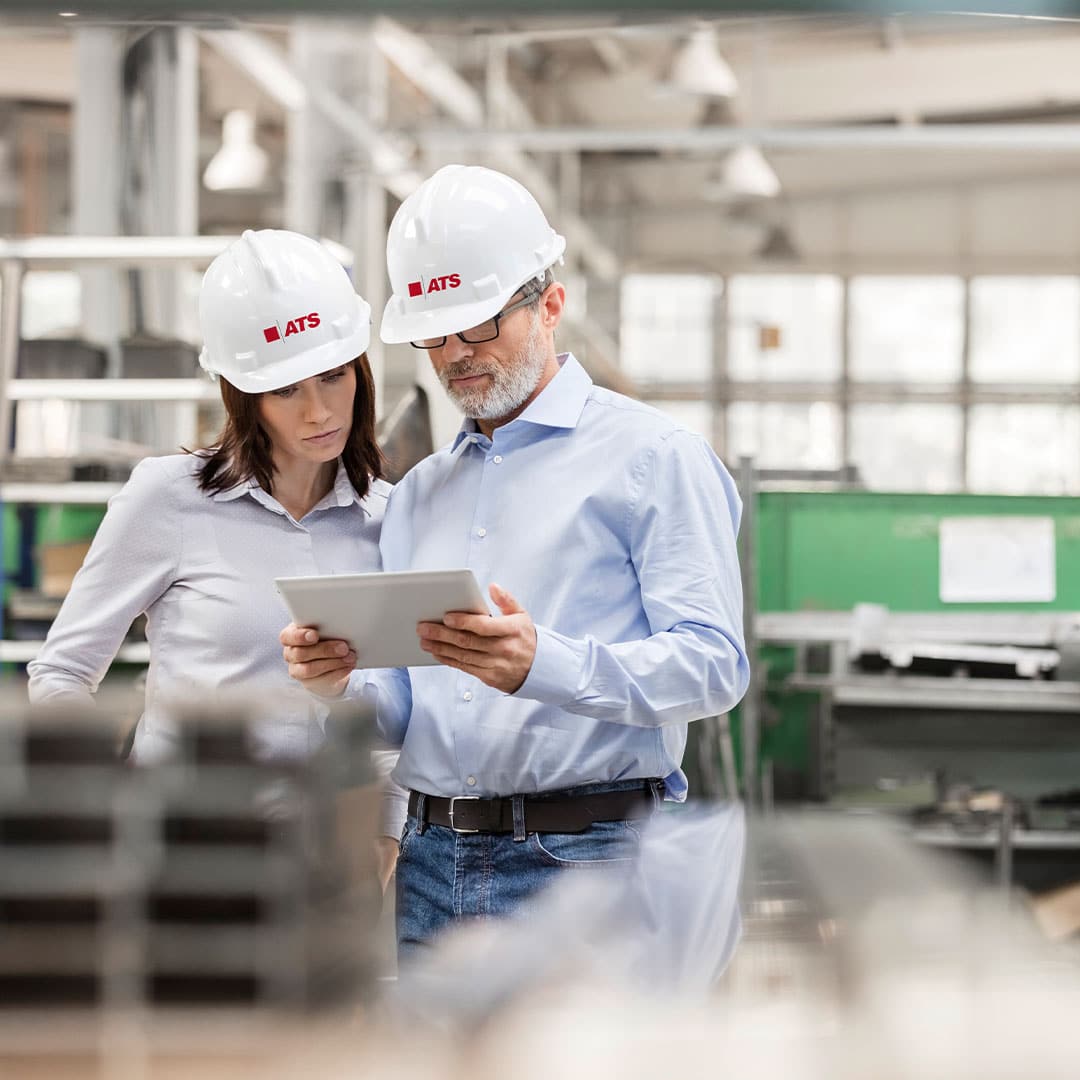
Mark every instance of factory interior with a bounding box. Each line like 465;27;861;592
2;3;1080;1077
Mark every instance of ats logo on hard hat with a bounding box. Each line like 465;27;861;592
408;274;460;298
263;312;321;343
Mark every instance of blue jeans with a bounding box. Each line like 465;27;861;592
395;779;661;962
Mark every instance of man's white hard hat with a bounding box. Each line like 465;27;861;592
199;229;371;393
380;164;566;345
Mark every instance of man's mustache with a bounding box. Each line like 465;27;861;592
441;362;495;383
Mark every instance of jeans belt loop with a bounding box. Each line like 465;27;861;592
511;793;527;842
415;792;428;836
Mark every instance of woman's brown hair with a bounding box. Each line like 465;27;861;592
194;354;384;499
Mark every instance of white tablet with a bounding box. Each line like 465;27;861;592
274;568;490;670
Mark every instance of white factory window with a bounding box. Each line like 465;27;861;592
849;404;963;492
727;275;842;382
21;271;81;339
968;404;1080;494
620;274;714;381
14;272;85;459
727;401;842;471
849;276;964;382
970;277;1080;383
643;400;713;441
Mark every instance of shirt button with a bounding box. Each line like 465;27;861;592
463;690;473;701
493;455;503;464
466;776;477;786
476;527;487;538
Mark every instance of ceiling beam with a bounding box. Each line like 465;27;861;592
591;36;632;74
0;35;75;103
371;17;619;281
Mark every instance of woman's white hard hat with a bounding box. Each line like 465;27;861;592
199;229;371;393
380;164;566;345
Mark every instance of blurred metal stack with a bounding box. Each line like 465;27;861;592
0;700;378;1019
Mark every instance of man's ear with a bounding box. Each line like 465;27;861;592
540;282;566;331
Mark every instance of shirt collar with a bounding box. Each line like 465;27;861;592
208;476;253;503
449;352;592;454
328;459;363;508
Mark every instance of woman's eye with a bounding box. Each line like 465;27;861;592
272;386;296;398
322;370;345;383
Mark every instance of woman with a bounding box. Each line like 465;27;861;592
28;228;388;769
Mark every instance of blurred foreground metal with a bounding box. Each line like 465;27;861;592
2;695;1079;1077
0;693;382;1063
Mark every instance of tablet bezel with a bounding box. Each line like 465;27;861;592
274;568;490;670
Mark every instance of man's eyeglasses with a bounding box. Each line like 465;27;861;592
409;289;541;350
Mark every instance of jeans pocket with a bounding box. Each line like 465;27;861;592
398;818;415;858
528;819;641;868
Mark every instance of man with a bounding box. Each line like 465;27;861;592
281;164;749;958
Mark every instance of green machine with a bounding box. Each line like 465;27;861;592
749;489;1080;799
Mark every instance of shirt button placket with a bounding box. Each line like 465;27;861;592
459;689;475;790
460;431;492;786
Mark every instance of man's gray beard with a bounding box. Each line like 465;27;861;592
440;315;548;421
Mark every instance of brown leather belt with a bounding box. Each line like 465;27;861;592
408;781;661;834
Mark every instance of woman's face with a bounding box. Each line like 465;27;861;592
257;363;356;470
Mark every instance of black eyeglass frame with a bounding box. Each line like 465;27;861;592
408;287;543;350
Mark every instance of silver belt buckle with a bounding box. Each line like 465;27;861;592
448;795;481;833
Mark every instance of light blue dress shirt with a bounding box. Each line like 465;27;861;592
358;353;749;806
28;453;389;765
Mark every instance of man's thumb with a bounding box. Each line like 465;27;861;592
490;582;524;616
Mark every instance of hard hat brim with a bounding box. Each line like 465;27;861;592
379;236;566;345
202;325;371;394
379;290;517;346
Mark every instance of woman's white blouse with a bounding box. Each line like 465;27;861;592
28;453;389;763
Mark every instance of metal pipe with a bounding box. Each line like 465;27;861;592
718;714;740;804
410;123;1080;154
996;801;1014;896
0;258;22;647
738;454;759;811
0;258;24;461
624;378;1080;407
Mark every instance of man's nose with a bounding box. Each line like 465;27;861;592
437;334;473;365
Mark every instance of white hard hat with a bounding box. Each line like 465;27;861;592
380;164;566;345
199;229;371;393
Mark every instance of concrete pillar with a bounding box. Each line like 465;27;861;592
71;28;125;451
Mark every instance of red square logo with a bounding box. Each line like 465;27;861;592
263;325;280;343
408;280;423;298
